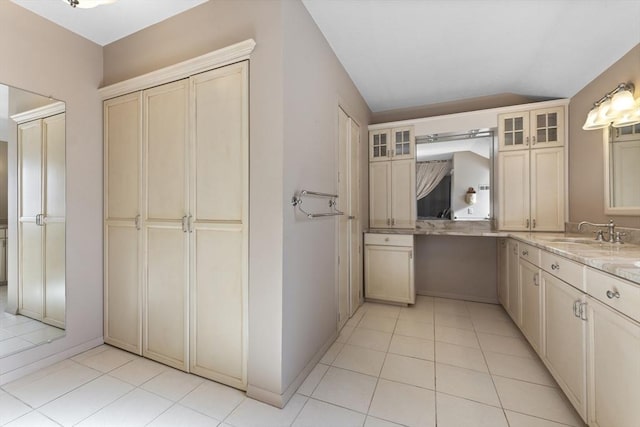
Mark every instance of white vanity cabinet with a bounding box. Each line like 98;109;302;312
497;103;566;232
519;247;541;352
506;239;521;325
369;125;415;229
497;238;509;308
585;268;640;427
364;233;415;304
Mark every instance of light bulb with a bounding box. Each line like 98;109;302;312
612;98;640;128
611;89;635;111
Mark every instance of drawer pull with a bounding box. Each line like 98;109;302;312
551;262;560;270
606;290;620;299
522;250;528;256
573;300;581;317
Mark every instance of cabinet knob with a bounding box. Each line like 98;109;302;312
522;250;528;256
551;262;560;270
606;290;620;299
384;237;389;242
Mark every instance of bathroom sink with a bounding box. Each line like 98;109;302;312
547;237;595;244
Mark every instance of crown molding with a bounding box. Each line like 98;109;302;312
99;38;256;100
10;101;66;124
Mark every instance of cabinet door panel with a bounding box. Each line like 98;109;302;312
105;224;141;354
43;114;65;219
498;239;509;309
531;148;564;231
390;159;415;228
507;240;520;325
369;162;390;228
19;222;43;320
391;127;414;160
530;107;564;148
369;130;391;161
44;222;65;328
191;63;247;222
544;273;586;419
105;93;141;220
498;112;529;151
519;259;541;352
19;121;42;219
191;228;245;388
145;80;188;221
145;226;188;370
498;151;530;230
365;245;413;303
588;298;640;427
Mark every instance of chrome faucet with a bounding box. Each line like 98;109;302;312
577;219;620;243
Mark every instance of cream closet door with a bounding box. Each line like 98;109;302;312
104;93;142;354
18;120;44;320
338;108;350;329
143;79;189;371
42;114;66;328
189;62;248;389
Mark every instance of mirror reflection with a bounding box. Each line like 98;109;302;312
0;84;65;357
608;123;640;209
416;130;493;220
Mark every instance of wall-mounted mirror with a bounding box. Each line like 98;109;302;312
416;129;494;221
604;124;640;215
0;84;65;357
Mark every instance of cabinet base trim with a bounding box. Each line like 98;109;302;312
417;290;499;305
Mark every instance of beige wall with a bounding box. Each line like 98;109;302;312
0;2;104;379
569;43;640;228
281;0;370;394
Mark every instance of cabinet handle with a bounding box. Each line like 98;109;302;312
573;300;581;317
182;215;188;233
580;302;588;321
35;214;40;226
532;219;536;229
606;290;620;299
522;249;528;256
532;135;536;145
387;218;390;226
526;219;530;228
392;218;396;226
188;215;193;233
551;262;560;270
533;273;539;286
135;214;141;231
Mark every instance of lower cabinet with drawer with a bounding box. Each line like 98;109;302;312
364;233;415;304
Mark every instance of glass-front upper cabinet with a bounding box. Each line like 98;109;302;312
369;127;414;161
499;106;564;151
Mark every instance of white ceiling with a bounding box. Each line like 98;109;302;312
10;0;208;46
9;0;640;113
302;0;640;112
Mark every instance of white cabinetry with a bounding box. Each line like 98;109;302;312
104;61;248;389
497;238;508;308
506;239;520;325
364;233;414;304
15;106;66;329
519;257;541;352
497;105;565;231
369;126;415;229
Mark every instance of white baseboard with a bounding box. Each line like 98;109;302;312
246;331;338;409
417;290;499;304
0;338;104;385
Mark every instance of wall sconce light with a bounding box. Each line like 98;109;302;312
583;83;640;130
465;187;477;205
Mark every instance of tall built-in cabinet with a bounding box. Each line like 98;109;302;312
498;105;566;231
104;61;248;390
369;127;416;229
14;103;66;329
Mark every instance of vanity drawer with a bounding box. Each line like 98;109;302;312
540;250;585;291
519;242;540;265
586;268;640;323
365;233;413;247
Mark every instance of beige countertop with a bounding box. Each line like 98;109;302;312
365;228;640;286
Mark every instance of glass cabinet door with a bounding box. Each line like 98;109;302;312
392;127;414;159
499;112;529;151
369;129;391;161
530;107;564;148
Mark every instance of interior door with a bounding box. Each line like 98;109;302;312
337;108;350;329
189;62;248;389
18;120;43;320
143;79;189;371
348;116;361;315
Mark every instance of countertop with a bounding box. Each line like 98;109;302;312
366;228;640;286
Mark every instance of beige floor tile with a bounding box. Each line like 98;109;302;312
147;404;220;426
505;410;576;427
71;346;137;373
394;319;434;340
0;390;32;425
358;313;398;333
484;351;556;386
477;333;535;358
435;341;488;372
109;357;168;386
4;411;60;427
434;326;480;349
76;388;172;427
493;376;584;426
398;308;434;324
292;399;365;427
380;354;434;390
320;341;344;364
388;335;434;361
0;337;35;357
436;393;509;427
364;416;404;426
20;327;66;344
364;303;401;319
337;325;356;343
472;318;522;337
434;312;475;330
297;363;329;396
435;363;500;407
347;328;392;352
180;381;245;420
414;295;435;309
225;394;307;427
141;368;204;401
333;344;386;377
311;367;377;414
369;379;435;427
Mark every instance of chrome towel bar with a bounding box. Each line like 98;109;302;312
291;189;344;218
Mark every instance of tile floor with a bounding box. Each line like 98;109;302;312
0;285;66;357
0;297;586;426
